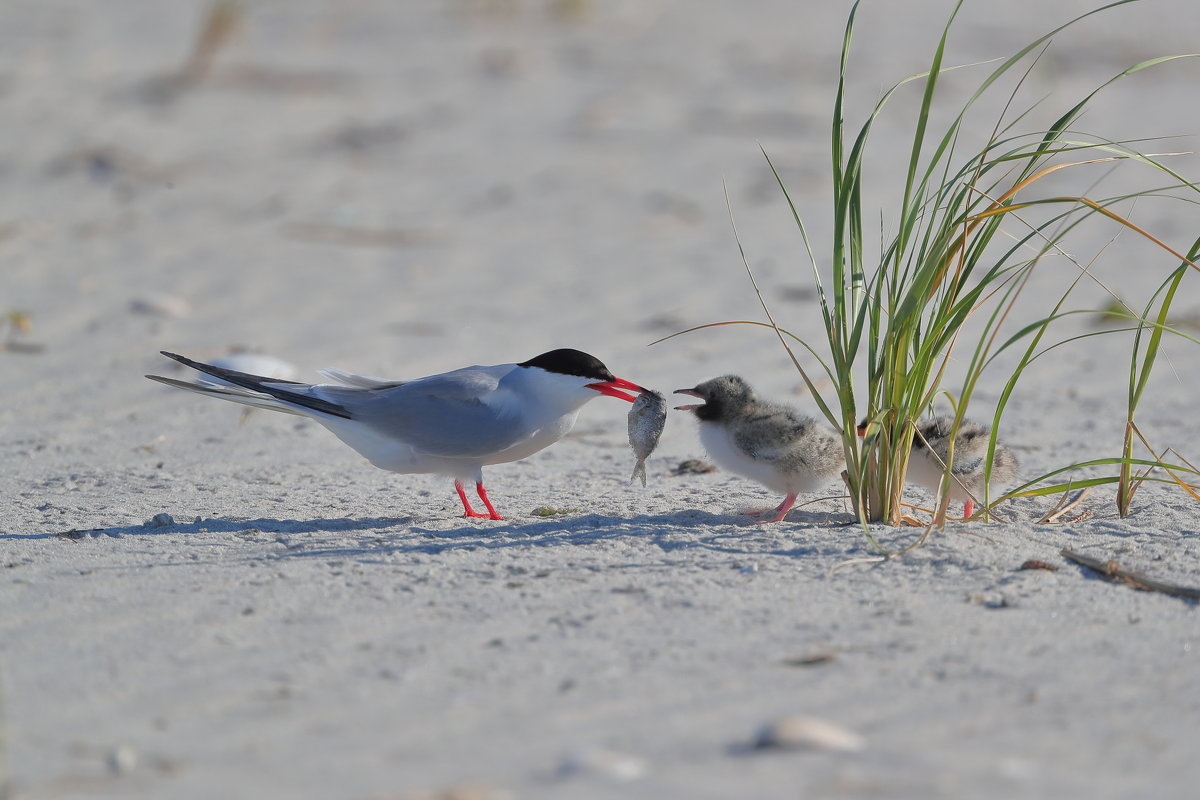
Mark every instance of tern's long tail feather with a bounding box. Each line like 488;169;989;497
151;351;351;419
145;375;311;416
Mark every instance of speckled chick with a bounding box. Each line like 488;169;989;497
907;416;1019;518
674;375;845;523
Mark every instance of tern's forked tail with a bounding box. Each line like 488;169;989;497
150;351;352;419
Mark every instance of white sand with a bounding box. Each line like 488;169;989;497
3;1;1199;797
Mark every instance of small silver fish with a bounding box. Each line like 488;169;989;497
627;389;667;487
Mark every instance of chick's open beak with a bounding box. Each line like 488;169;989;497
586;377;644;403
673;388;703;411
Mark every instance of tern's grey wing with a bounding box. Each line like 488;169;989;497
314;363;508;397
317;366;405;390
312;367;526;458
410;366;508;398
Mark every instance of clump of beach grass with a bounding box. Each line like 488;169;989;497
664;0;1200;540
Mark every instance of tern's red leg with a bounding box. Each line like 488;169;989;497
474;482;506;521
455;480;492;519
962;499;975;520
753;492;798;524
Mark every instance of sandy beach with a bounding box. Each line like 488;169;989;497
3;1;1199;797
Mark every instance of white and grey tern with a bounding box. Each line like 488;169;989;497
148;348;644;520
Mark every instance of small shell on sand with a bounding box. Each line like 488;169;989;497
106;743;138;774
557;748;648;781
390;786;511;800
753;714;864;753
130;294;191;318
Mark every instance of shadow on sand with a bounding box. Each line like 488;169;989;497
17;507;859;562
6;515;412;541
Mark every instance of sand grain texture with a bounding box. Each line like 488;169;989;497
3;1;1199;798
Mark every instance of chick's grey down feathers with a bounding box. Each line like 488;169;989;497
909;416;1019;512
676;375;844;522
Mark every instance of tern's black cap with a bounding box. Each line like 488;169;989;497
519;349;615;382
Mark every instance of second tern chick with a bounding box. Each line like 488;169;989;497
907;416;1019;518
674;375;844;523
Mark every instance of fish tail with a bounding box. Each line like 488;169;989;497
630;460;647;487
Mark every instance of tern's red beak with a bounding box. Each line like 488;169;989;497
672;388;703;411
586;377;644;403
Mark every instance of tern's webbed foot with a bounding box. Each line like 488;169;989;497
464;511;506;521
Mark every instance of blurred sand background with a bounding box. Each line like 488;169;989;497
2;1;1199;798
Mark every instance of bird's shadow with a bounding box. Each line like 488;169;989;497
21;507;862;562
9;516;410;541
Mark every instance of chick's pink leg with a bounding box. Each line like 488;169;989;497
474;481;506;521
754;492;798;524
962;500;975;519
